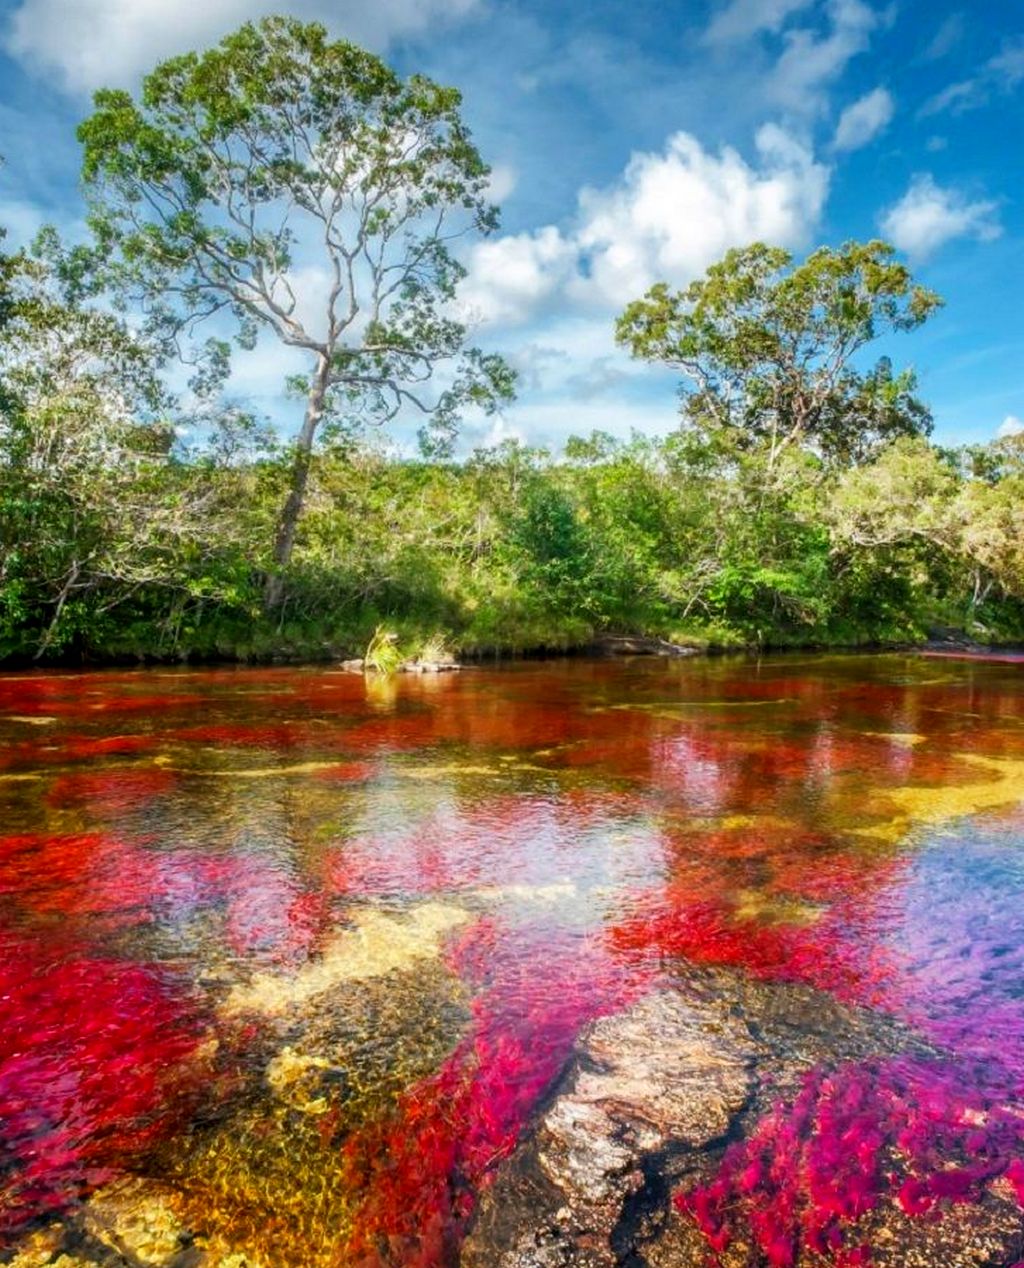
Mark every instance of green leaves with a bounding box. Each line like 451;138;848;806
78;15;515;595
616;239;942;470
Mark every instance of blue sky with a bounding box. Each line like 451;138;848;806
0;0;1021;451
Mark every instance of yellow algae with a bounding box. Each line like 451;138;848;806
397;759;550;780
4;714;58;725
265;1047;335;1115
189;760;348;779
0;771;44;783
601;699;795;718
732;888;824;927
862;731;927;747
167;1110;359;1268
399;762;500;779
222;902;470;1016
82;1180;187;1265
849;752;1024;843
716;813;797;831
7;1228;66;1268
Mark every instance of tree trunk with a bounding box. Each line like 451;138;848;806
264;353;330;610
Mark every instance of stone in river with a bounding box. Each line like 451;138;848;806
461;988;755;1267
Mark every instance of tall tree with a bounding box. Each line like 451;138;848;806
77;16;514;606
616;240;941;469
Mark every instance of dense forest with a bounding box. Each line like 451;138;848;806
1;17;1022;665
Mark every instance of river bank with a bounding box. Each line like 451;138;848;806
3;625;1021;671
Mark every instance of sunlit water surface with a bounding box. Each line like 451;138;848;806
2;654;1024;1265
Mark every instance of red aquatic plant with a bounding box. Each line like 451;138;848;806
337;918;656;1263
0;930;207;1240
677;1055;1024;1266
610;890;893;1003
46;767;177;813
0;831;170;926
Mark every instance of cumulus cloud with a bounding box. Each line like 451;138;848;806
457;124;829;332
767;0;881;115
703;0;815;45
458;226;578;327
4;0;480;92
576;125;829;305
998;415;1024;440
832;85;894;151
880;175;1001;259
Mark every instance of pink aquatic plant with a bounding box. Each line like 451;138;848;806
678;1054;1024;1265
0;930;207;1239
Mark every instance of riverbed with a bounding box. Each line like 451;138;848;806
2;654;1023;1266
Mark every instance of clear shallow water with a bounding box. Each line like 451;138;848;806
1;654;1023;1265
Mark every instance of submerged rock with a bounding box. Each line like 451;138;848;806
221;901;469;1016
462;989;755;1267
463;969;1021;1268
399;658;462;674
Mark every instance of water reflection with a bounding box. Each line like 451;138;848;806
1;655;1023;1264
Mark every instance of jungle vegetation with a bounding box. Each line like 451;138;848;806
1;18;1022;664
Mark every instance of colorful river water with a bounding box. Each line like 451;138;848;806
1;654;1024;1266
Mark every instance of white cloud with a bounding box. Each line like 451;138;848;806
998;415;1024;440
921;13;964;62
988;39;1024;88
486;164;519;205
767;0;880;115
458;122;829;345
832;85;894;151
918;78;979;118
457;124;829;333
703;0;815;45
880;175;1001;259
458;226;578;327
5;0;480;92
575;124;829;306
918;37;1024;118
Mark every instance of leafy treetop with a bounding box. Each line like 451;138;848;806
616;240;942;468
77;16;515;598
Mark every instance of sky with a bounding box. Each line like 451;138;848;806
0;0;1021;452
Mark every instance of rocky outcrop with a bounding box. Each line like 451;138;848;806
594;637;699;658
462;989;755;1267
463;970;1024;1268
338;657;463;674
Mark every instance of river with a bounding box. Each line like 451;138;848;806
1;654;1023;1266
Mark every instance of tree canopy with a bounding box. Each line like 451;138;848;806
616;240;942;468
78;16;515;602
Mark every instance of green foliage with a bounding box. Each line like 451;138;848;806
364;625;403;674
616;240;942;468
77;16;515;598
